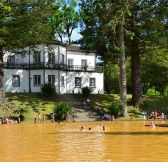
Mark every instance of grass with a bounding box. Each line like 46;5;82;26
1;93;168;123
1;93;57;123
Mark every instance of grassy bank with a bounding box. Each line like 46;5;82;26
1;93;168;123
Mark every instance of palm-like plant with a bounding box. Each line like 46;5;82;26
53;102;73;121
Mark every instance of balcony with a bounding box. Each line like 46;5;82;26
3;62;103;72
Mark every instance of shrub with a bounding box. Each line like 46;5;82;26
13;107;29;121
53;102;73;121
107;101;123;118
81;86;91;98
146;87;160;96
41;83;55;97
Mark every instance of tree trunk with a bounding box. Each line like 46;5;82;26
0;46;5;102
117;23;127;117
130;40;143;106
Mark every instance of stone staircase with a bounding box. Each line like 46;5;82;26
57;94;102;121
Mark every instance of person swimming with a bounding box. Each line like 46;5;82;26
103;125;105;131
150;121;156;128
80;126;84;131
88;127;91;130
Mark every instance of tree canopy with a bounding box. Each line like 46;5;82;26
51;0;80;44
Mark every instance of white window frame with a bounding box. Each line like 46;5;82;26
89;78;96;88
48;52;55;64
75;77;81;88
60;54;64;64
12;75;20;87
68;59;73;66
60;76;64;87
7;55;15;64
33;75;41;87
33;52;41;63
48;75;55;86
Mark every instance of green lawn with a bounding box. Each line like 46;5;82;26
1;93;168;123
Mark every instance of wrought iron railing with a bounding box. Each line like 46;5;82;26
3;62;103;72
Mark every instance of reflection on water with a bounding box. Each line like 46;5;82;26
0;121;168;162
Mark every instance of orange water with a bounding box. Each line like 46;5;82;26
0;121;168;162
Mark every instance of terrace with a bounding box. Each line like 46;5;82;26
3;62;103;73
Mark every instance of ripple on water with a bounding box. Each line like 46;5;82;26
0;121;168;161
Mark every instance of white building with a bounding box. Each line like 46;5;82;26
3;43;104;94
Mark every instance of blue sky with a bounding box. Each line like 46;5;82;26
71;28;82;41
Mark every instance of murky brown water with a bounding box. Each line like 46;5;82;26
0;121;168;162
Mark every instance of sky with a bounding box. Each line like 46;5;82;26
71;28;82;41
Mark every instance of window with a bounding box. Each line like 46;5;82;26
12;75;20;87
81;60;87;70
60;54;64;64
33;52;40;63
48;75;55;86
60;76;64;87
90;78;96;87
7;55;15;64
68;59;73;66
75;77;81;87
48;52;55;64
68;59;73;69
33;75;41;87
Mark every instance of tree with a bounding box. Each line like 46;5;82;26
51;0;80;45
141;47;168;95
126;0;168;104
0;1;11;101
80;0;168;107
80;0;129;116
0;0;53;101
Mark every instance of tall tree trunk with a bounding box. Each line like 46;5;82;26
117;23;127;117
131;40;143;106
0;46;5;102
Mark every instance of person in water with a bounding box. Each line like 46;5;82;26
103;125;105;131
88;127;91;130
80;126;84;131
150;121;156;128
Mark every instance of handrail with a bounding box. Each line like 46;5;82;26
3;62;103;72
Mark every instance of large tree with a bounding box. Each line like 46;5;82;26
80;0;129;116
0;0;53;102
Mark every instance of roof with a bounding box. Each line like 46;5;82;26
47;40;67;47
67;45;96;53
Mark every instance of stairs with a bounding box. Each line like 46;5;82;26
73;106;101;122
57;94;102;121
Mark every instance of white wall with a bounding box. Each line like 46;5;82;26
66;72;104;94
45;70;59;93
4;69;29;93
29;70;43;92
67;51;96;67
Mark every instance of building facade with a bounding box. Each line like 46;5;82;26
3;43;104;94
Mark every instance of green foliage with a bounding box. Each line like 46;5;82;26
53;102;73;120
107;101;123;118
141;47;168;95
146;88;160;96
41;83;55;97
51;0;80;44
104;63;120;94
13;107;29;121
81;86;91;98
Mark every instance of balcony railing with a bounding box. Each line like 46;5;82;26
3;62;103;72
